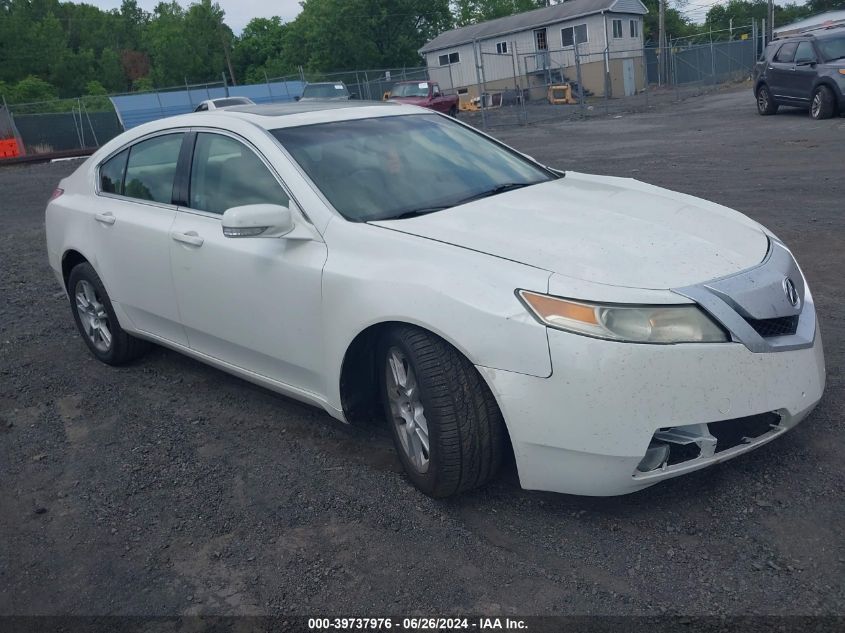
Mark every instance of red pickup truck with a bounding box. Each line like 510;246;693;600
387;81;459;117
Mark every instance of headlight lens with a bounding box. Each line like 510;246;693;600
518;290;729;343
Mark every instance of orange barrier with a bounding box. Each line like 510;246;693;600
0;138;21;159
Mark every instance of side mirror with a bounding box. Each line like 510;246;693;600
222;204;294;238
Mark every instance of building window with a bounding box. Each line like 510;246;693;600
438;51;460;66
534;28;548;51
630;19;639;38
496;41;508;54
561;24;588;47
612;19;623;39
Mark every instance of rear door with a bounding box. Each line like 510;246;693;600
89;131;188;345
168;130;327;392
768;42;798;100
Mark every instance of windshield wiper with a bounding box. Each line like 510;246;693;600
453;182;536;206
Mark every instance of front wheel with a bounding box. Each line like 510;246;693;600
448;105;458;118
810;85;835;120
67;262;149;365
378;326;505;498
756;85;778;115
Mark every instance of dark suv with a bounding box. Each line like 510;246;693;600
754;26;845;119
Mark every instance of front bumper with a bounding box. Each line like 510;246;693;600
477;325;825;497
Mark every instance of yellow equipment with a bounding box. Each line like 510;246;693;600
548;84;576;105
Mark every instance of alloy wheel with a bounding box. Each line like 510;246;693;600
811;92;821;119
75;279;112;353
385;347;430;473
758;90;768;113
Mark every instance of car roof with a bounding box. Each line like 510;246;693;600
142;101;428;132
777;25;845;41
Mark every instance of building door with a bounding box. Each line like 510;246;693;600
623;58;636;96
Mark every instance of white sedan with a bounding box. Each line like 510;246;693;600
45;102;826;497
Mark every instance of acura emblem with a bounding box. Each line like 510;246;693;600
783;277;800;308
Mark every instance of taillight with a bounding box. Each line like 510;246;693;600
49;188;64;201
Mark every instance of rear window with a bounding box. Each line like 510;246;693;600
212;98;251;107
302;84;349;98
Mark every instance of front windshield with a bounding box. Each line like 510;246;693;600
817;35;845;61
302;84;349;98
391;82;429;97
271;114;556;222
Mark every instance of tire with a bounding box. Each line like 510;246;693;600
448;105;458;118
756;85;778;115
810;85;835;120
67;262;149;365
378;325;505;498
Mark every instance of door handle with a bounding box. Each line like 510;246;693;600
94;212;116;225
171;231;204;247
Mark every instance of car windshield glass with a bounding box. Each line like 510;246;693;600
391;83;429;97
302;84;348;98
271;114;556;222
817;35;845;61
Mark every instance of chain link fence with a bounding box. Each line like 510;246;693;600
1;20;767;160
458;21;765;129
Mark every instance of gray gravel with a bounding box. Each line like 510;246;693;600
1;88;843;617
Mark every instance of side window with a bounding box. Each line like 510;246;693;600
774;42;798;63
189;133;289;215
100;149;128;194
432;83;441;97
794;41;817;63
124;134;184;204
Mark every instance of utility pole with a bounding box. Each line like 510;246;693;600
767;0;774;42
658;0;667;85
220;27;237;86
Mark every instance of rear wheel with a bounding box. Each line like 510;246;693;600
756;85;778;115
810;85;835;120
68;262;149;365
378;325;505;498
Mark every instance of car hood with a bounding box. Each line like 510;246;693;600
370;172;769;290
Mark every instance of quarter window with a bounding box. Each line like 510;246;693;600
774;42;798;63
612;19;623;39
100;148;128;194
123;133;183;204
189;133;289;215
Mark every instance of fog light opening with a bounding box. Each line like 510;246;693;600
636;442;670;473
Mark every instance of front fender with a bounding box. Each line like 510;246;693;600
320;220;553;412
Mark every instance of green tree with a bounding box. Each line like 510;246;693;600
453;0;546;27
234;17;290;82
99;48;127;93
806;0;845;13
12;75;59;103
641;0;697;42
282;0;452;72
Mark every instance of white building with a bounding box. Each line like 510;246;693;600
420;0;649;99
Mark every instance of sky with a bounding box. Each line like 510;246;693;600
87;0;305;33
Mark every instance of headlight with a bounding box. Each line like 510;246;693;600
518;290;729;344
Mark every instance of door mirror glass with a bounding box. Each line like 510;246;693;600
222;204;294;238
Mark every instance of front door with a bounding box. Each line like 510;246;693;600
88;132;188;345
786;41;818;101
169;131;328;393
768;41;798;100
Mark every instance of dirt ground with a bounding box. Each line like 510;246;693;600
1;87;843;618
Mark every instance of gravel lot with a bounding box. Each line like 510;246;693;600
2;88;843;618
